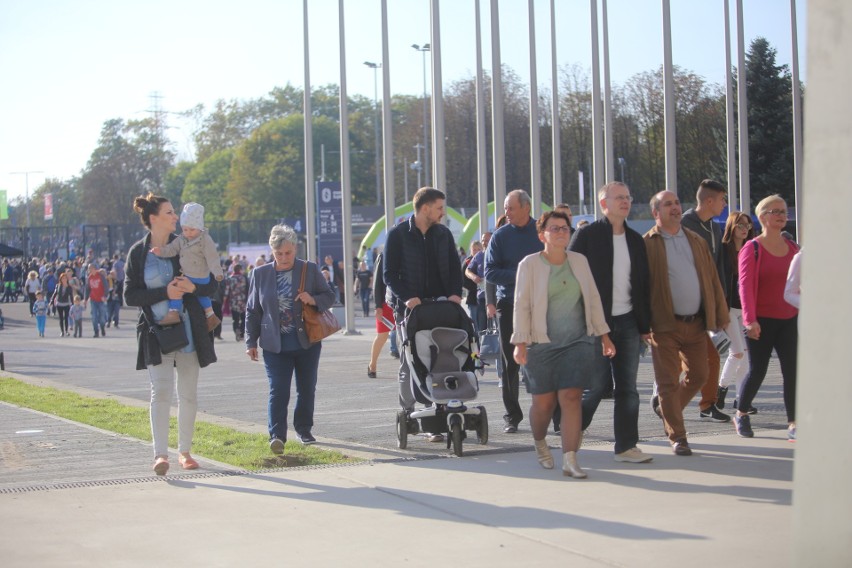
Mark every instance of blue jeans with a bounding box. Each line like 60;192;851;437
262;342;322;441
581;312;642;454
389;328;399;356
89;300;107;334
359;289;371;316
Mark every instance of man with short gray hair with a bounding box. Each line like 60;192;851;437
485;189;543;433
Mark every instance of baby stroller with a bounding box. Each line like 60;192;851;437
395;299;488;456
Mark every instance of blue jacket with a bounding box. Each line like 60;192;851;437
484;218;543;302
245;259;336;352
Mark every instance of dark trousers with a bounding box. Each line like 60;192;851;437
262;342;322;441
581;312;642;453
56;305;70;335
737;316;798;422
232;310;246;340
497;297;523;426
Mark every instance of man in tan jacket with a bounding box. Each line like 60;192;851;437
644;190;730;456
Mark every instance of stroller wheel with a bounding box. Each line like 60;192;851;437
396;411;408;449
450;415;464;457
475;406;489;445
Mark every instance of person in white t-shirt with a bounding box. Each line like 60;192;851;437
567;182;654;464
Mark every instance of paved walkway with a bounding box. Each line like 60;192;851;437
0;298;794;566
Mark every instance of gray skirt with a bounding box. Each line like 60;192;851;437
522;337;595;394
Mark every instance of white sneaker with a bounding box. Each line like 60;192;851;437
614;447;653;463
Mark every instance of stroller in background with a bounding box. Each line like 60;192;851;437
395;299;488;456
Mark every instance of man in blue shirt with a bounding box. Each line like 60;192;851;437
485;190;543;433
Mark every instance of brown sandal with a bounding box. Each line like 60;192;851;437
153;456;169;476
179;453;199;470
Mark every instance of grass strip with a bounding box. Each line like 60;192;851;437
0;376;357;470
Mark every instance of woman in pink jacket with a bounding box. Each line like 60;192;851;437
735;195;799;441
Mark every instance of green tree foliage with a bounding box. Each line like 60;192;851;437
744;37;794;204
77;118;174;224
162;161;193;207
225;114;339;220
182;149;234;221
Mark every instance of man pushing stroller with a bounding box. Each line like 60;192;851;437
383;187;464;442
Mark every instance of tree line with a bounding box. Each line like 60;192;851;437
3;37;797;229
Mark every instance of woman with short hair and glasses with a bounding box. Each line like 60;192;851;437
735;195;799;441
512;211;614;478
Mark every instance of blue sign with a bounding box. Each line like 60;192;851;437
317;181;343;265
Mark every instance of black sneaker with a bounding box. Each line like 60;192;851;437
699;405;732;422
503;423;518;433
733;400;758;414
269;437;285;455
296;432;316;445
717;386;729;409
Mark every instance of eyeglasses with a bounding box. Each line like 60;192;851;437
735;223;752;230
544;226;571;234
766;209;788;217
608;195;633;203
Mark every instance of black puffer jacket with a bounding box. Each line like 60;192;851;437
124;233;218;371
383;215;462;312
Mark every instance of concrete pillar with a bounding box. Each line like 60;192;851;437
792;0;852;564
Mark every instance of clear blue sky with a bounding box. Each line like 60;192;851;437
0;0;806;203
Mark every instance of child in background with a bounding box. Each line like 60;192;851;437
32;291;49;337
150;202;223;330
69;295;85;338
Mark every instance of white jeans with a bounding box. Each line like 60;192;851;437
147;350;200;457
720;307;748;390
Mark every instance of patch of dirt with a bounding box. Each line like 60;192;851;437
259;455;311;468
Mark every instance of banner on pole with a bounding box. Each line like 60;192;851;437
0;190;7;220
44;193;54;221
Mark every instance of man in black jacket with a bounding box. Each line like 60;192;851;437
384;187;463;421
680;179;731;422
569;182;653;463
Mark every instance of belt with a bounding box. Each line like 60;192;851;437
674;313;702;323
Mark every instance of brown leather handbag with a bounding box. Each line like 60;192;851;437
299;264;341;343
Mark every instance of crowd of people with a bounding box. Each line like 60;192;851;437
1;182;800;481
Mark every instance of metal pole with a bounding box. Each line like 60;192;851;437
549;0;562;206
736;0;751;214
363;61;382;206
590;0;604;217
412;44;431;187
662;0;678;194
528;0;542;218
302;0;316;263
723;0;738;211
338;0;357;334
430;0;446;195
475;0;489;237
602;0;615;184
490;0;507;213
380;0;396;238
790;0;803;242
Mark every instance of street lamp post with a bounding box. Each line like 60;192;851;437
412;143;424;188
363;61;382;206
10;170;43;227
411;43;430;187
617;157;626;182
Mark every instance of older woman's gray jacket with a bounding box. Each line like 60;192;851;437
245;259;336;352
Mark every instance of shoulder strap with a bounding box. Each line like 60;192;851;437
298;262;307;293
752;239;759;261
